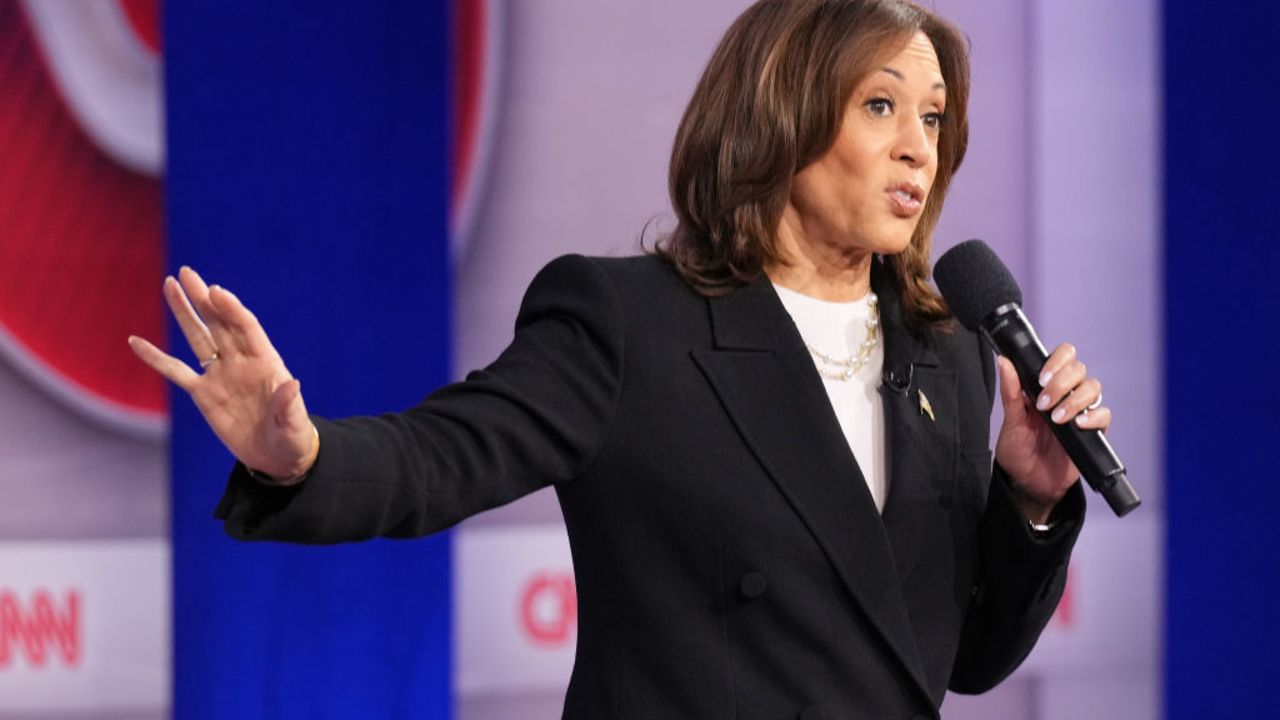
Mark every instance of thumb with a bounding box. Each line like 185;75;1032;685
996;356;1027;419
270;378;308;433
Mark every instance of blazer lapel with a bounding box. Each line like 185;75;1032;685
691;269;933;705
873;266;957;585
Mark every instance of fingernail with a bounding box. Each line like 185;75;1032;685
1036;393;1051;411
1075;412;1089;427
1051;407;1066;423
1039;370;1053;386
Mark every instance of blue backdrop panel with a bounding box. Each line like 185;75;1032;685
166;3;452;718
1165;2;1280;716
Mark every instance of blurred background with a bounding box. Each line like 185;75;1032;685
0;0;1273;718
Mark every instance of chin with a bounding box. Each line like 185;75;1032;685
866;232;916;257
838;219;918;257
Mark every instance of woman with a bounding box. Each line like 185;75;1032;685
130;1;1107;717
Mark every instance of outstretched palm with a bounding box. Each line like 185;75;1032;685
128;267;317;481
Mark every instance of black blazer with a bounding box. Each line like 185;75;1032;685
217;254;1083;720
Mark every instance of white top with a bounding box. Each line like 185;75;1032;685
773;283;888;512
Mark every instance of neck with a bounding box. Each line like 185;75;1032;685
766;206;874;302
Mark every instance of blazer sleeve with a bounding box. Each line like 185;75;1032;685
213;254;625;544
948;334;1087;694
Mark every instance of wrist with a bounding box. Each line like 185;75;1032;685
1007;479;1062;526
1019;499;1055;526
246;424;319;486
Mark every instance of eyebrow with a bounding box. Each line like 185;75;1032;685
880;66;946;92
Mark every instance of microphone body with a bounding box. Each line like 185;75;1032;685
980;302;1139;517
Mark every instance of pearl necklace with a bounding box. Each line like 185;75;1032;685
803;292;880;382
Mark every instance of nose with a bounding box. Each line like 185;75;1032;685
893;115;933;169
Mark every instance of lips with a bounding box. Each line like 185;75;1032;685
886;182;925;218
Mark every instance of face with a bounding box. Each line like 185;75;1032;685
787;31;946;257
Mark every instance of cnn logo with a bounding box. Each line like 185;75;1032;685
0;589;81;668
519;571;576;647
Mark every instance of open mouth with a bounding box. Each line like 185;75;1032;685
887;182;925;217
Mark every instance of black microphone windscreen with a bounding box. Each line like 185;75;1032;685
934;239;1024;331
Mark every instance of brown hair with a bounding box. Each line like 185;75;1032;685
654;0;970;325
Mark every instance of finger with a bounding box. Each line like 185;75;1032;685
128;335;199;391
1036;358;1087;414
208;285;274;358
176;265;214;319
1074;405;1112;433
996;355;1027;420
163;276;218;362
1036;343;1077;389
178;266;239;356
1048;377;1102;424
270;379;307;429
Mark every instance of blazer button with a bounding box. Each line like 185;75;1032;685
739;572;767;600
971;581;988;606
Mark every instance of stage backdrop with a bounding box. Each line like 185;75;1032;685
1164;1;1280;717
165;3;452;719
0;1;167;718
0;1;1175;718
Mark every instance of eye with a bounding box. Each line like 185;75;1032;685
922;111;945;132
864;97;894;117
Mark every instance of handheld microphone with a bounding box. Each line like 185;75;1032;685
933;239;1140;517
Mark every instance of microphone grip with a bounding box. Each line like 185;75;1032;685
982;306;1141;518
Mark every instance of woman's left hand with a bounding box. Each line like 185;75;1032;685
993;342;1111;524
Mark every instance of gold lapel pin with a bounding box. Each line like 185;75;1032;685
918;388;936;422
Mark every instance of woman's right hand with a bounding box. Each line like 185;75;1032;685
128;266;319;483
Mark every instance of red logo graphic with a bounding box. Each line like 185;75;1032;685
0;0;165;432
0;589;82;668
519;571;577;647
1050;565;1075;629
450;0;504;255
